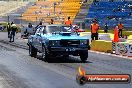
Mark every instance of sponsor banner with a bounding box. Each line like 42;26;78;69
128;44;132;57
76;66;131;85
115;42;132;57
115;43;128;56
78;74;130;83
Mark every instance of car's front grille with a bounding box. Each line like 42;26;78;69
60;40;80;47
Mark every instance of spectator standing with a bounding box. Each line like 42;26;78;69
39;21;43;25
9;22;17;42
104;23;108;33
7;23;11;38
34;21;43;33
27;23;34;35
65;17;72;26
118;22;124;38
117;6;121;11
50;19;54;24
28;23;33;28
35;21;42;29
90;19;100;41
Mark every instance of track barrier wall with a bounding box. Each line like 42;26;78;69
90;40;112;53
83;32;132;57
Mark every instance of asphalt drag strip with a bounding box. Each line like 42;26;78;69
0;40;132;88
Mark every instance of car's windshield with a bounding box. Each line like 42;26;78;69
46;25;72;33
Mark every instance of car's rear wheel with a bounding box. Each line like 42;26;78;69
80;51;88;62
29;44;37;57
42;45;48;61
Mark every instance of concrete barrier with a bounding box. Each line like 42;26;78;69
109;33;116;41
81;32;132;55
90;40;112;53
123;31;132;36
127;35;132;43
127;40;132;43
128;35;132;40
81;32;112;40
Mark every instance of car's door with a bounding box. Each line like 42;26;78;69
35;26;47;51
33;26;42;49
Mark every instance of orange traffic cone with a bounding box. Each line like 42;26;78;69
112;26;119;42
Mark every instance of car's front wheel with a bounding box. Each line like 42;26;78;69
80;51;88;62
29;44;37;57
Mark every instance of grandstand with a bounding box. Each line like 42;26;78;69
0;1;29;16
85;0;132;29
0;0;131;29
21;0;81;24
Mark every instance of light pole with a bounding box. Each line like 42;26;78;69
54;2;57;15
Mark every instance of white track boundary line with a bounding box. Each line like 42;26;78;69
89;50;132;59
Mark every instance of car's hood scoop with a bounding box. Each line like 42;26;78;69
59;32;71;36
